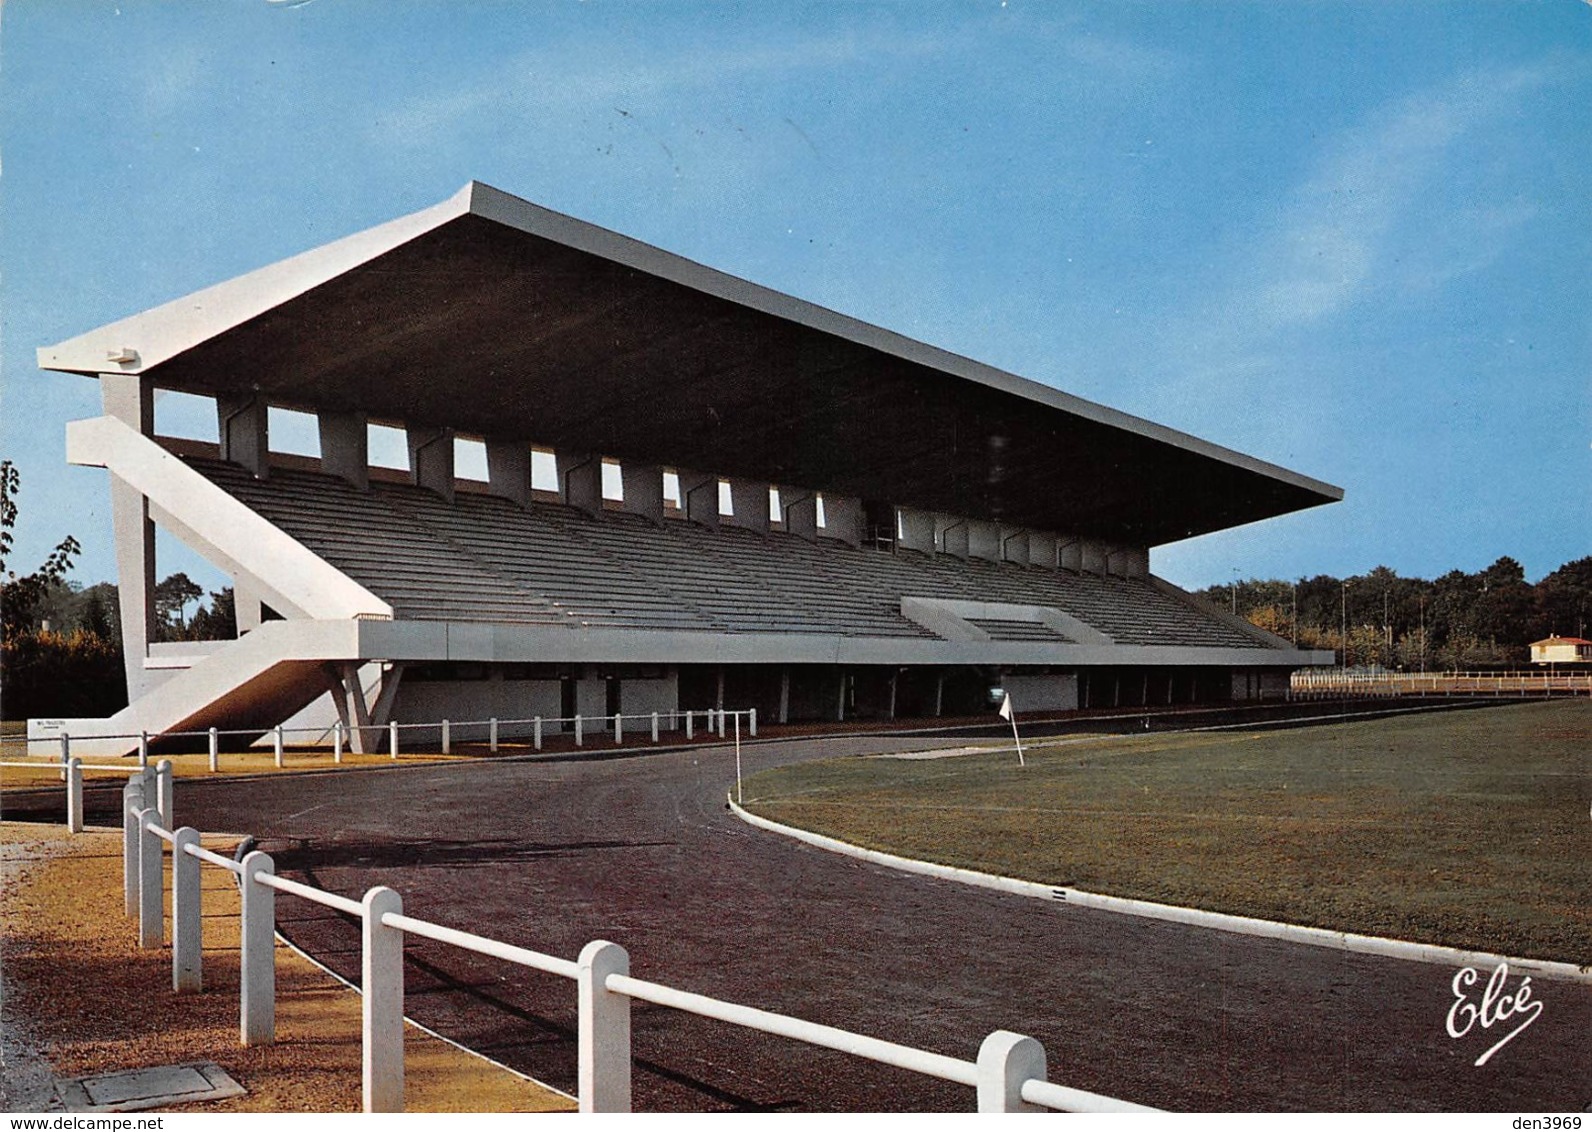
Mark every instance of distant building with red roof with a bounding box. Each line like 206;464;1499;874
1530;635;1592;664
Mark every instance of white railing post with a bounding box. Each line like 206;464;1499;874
533;717;543;751
333;720;344;763
651;711;659;744
59;732;70;782
574;715;583;747
172;827;202;993
489;717;499;753
66;757;84;833
441;719;451;755
578;939;632;1113
718;708;727;738
138;730;150;768
389;721;399;760
362;886;405;1114
977;1030;1047;1112
123;777;144;916
749;707;757;737
208;727;219;772
138;808;163;950
240;850;276;1046
156;759;174;828
685;711;694;741
734;712;743;805
614;713;623;746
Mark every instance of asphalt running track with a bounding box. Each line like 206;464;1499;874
34;730;1592;1112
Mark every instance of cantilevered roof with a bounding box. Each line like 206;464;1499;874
39;181;1341;546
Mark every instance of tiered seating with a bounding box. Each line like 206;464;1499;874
194;460;562;624
967;619;1071;643
186;457;1271;648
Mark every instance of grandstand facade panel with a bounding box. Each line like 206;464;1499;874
32;182;1340;754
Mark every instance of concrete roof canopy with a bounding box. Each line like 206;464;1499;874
39;181;1342;547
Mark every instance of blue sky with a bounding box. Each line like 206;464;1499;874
3;1;1588;595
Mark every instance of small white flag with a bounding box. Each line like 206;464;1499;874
998;692;1013;720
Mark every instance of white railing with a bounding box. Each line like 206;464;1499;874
27;707;758;772
1289;670;1591;699
114;771;1155;1115
0;757;173;834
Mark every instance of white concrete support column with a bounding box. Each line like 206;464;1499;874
1001;528;1031;566
726;478;770;533
613;714;623;745
968;520;1002;562
1081;539;1108;575
156;760;174;828
340;662;373;755
361;886;405;1114
66;758;84;833
484;437;531;507
780;489;818;542
938;516;970;559
677;470;719;530
171;827;202;993
897;507;937;555
101;372;159;700
137;809;163;950
837;672;848;722
408;426;455;503
620;463;665;525
240;851;276;1046
1028;531;1058;570
273;726;284;768
934;671;946;717
578;940;632;1113
234;579;265;634
208;727;219;772
820;494;863;548
574;715;583;747
977;1031;1047;1112
1058;539;1082;572
123;778;145;917
318;410;369;490
217;394;270;477
558;452;602;516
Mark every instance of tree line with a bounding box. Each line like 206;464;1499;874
1194;555;1592;670
1;461;235;719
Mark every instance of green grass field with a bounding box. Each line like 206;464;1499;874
742;700;1592;964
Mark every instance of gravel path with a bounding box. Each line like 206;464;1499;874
36;734;1592;1113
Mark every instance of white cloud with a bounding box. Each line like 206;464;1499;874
378;28;950;149
1239;61;1552;330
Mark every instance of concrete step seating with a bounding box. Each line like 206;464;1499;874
187;457;1264;647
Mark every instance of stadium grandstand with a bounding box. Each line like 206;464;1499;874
30;182;1340;756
